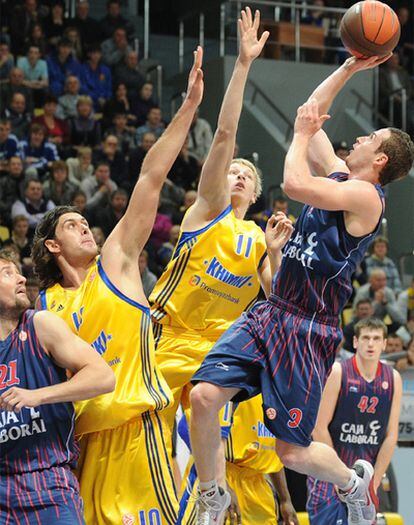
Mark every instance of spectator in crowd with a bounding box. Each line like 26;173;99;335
99;0;135;41
91;226;106;250
63;26;83;61
333;141;350;161
93;188;127;237
102;82;135;129
149;206;173;250
68;95;101;148
42;160;78;206
127;131;156;190
69;1;101;50
106;113;135;156
253;194;296;231
47;38;82;97
135;107;165;145
0;67;34;113
157;224;180;269
384;333;408;372
168;136;200;191
101;27;132;68
81;45;112;110
301;0;325;27
114;51;145;97
56;75;81;120
1;93;31;139
70;189;93;223
0;157;26;225
130;82;157;127
67;146;94;185
397;276;414;326
0;39;14;84
353;268;406;330
93;134;127;187
11;178;55;234
173;188;197;224
26;22;49;60
159;179;185;217
396;6;414;73
17;44;49;107
139;249;157;298
32;94;69;148
0;118;19;175
342;299;374;353
379;52;414;136
10;0;44;55
43;1;67;49
406;338;414;367
7;215;32;271
80;161;117;208
187;108;214;165
365;236;402;295
18;122;59;179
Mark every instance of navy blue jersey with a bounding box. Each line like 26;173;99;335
329;356;394;466
0;310;79;475
272;173;385;317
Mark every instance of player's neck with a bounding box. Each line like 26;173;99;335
232;202;249;220
0;316;19;340
356;354;379;382
58;256;95;290
348;167;378;185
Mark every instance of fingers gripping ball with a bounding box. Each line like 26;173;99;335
340;1;400;58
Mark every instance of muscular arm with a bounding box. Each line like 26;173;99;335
373;370;402;491
312;363;342;447
0;311;115;412
183;8;269;228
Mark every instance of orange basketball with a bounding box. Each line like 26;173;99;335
340;1;400;58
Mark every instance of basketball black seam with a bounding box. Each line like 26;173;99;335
373;5;386;44
343;20;378;54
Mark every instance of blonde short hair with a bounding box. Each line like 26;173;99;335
231;158;262;198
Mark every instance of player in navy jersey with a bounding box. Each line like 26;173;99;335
188;53;414;525
0;251;115;525
307;317;402;524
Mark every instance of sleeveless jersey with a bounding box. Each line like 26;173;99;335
272;173;384;317
0;310;78;475
329;356;394;466
150;205;267;336
40;258;172;435
222;396;283;475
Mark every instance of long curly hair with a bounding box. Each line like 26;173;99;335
31;206;80;289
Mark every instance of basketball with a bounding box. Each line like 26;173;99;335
340;1;400;58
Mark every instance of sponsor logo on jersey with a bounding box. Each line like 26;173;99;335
189;274;240;304
122;514;135;525
339;421;381;445
189;275;201;286
18;330;27;342
256;420;276;438
283;231;318;269
0;407;47;443
205;257;253;288
215;362;230;371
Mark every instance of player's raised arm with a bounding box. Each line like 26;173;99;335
0;311;115;412
101;47;204;265
184;7;269;225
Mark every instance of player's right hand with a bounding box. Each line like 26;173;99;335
185;46;204;108
294;99;330;137
0;387;42;413
343;53;392;74
224;486;242;525
238;7;269;64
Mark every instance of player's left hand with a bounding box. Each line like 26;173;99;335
185;46;204;108
238;7;269;64
0;387;42;413
265;212;294;253
279;499;300;525
294;99;330;137
224;486;242;525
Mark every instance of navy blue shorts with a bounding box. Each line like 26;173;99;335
306;477;347;525
0;466;84;525
192;296;342;447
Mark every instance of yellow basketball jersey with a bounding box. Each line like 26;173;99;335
40;258;172;435
221;396;283;475
150;205;267;336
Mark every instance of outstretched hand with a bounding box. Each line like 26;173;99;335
238;7;269;65
186;46;204;107
294;98;330;137
343;53;392;74
265;212;294;253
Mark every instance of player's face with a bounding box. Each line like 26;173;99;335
0;261;30;315
47;212;98;262
346;129;391;175
353;328;386;362
228;163;256;206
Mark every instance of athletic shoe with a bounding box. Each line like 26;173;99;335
338;460;378;525
196;486;231;525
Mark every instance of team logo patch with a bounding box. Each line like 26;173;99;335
215;362;230;372
122;514;135;525
266;408;277;420
382;381;389;390
19;331;27;342
189;275;201;286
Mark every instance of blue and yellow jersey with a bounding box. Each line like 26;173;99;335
150;205;267;336
221;395;283;475
39;258;172;436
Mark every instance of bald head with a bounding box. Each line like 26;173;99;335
369;269;387;291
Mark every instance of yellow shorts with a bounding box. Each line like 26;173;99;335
153;324;217;430
76;411;178;525
178;461;277;525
